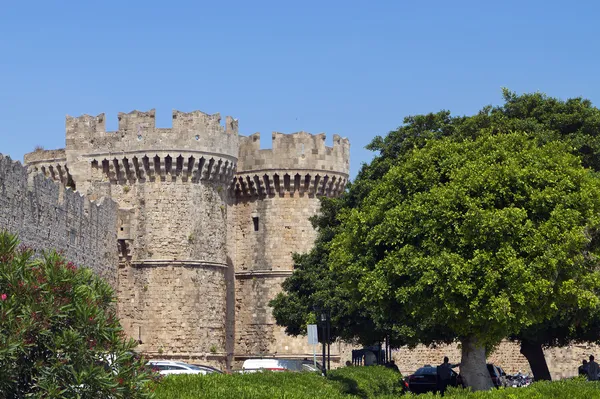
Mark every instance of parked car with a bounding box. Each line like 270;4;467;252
241;358;322;373
148;360;213;375
191;364;224;374
406;365;459;394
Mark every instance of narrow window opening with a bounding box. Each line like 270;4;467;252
253;217;259;232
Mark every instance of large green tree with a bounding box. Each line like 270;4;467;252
329;132;600;390
271;90;600;384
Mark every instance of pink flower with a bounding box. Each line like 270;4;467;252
1;294;7;301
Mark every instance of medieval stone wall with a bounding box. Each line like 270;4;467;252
231;132;350;360
391;340;598;380
20;111;351;368
118;261;227;358
0;154;117;285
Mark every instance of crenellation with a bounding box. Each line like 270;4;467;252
118;109;156;132
66;113;106;144
237;131;350;176
64;109;239;159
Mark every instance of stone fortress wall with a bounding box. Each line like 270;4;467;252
20;108;350;368
0;154;118;286
232;132;349;358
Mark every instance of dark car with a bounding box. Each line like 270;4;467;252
406;365;459;394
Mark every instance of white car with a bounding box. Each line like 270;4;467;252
148;360;212;375
241;358;321;373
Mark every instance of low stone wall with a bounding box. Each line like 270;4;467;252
0;154;118;285
392;340;598;380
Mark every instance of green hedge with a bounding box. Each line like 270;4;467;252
151;366;600;399
152;366;402;399
410;379;600;398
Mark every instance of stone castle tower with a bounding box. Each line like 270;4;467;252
23;109;350;367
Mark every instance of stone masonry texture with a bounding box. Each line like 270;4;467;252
9;107;595;377
21;109;349;370
0;154;118;286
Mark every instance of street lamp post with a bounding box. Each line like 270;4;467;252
321;312;327;376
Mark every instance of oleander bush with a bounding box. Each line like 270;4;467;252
152;366;600;399
0;231;156;398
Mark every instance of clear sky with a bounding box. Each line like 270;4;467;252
1;0;599;177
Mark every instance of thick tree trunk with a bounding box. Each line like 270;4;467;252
520;340;551;381
460;336;494;391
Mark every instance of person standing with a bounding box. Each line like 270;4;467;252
588;355;599;381
578;359;589;377
437;356;460;396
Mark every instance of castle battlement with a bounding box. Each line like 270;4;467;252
234;170;347;198
237;132;350;175
23;149;72;187
90;152;236;184
65;109;239;160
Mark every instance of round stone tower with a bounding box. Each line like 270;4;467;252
63;109;238;361
24;112;350;367
231;131;349;360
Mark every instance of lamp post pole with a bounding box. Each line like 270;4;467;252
327;312;331;371
321;312;327;376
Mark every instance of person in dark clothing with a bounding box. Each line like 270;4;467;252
578;359;589;377
384;360;400;372
588;355;599;381
437;356;460;396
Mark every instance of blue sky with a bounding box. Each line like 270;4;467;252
1;0;599;177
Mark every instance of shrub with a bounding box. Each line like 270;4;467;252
0;231;156;398
152;366;404;399
152;372;348;399
151;367;600;399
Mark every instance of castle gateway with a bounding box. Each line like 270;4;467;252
22;109;350;368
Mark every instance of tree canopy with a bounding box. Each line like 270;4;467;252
331;131;600;342
331;132;600;389
271;90;600;387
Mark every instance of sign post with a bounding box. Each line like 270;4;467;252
307;324;318;369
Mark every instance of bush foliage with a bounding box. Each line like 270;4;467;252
0;231;155;398
152;366;403;399
152;366;600;399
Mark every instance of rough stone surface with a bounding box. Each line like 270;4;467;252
118;262;227;357
0;154;117;285
21;109;350;370
391;340;599;380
